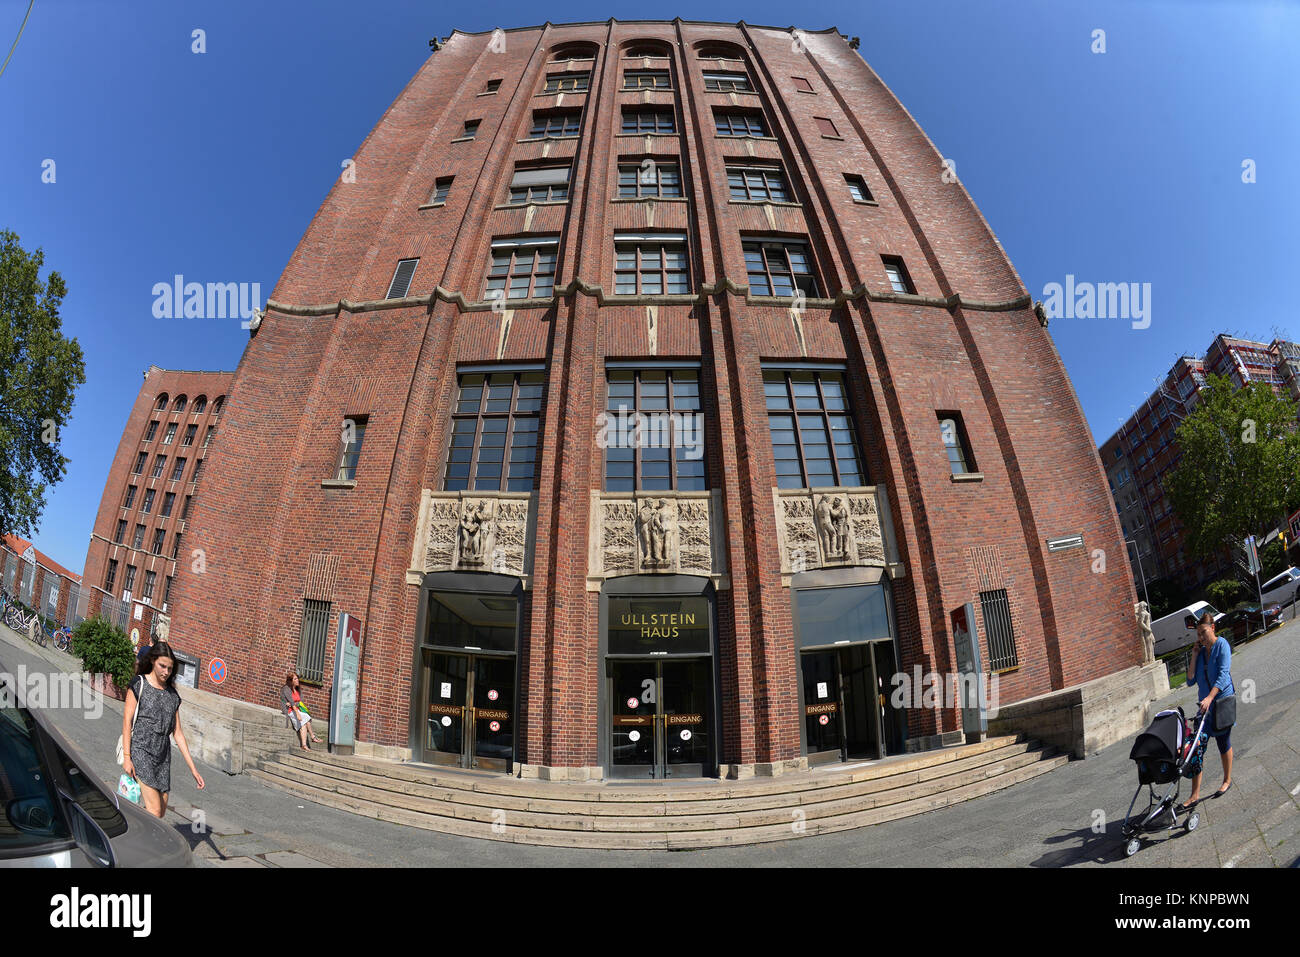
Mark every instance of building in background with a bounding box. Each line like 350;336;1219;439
167;20;1139;779
1100;334;1300;596
81;366;234;647
1;533;82;627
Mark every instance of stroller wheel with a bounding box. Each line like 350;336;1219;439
1124;837;1141;858
1185;812;1199;832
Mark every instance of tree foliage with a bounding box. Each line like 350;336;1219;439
0;230;86;538
1166;373;1300;560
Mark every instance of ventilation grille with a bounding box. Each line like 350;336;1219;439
387;259;418;299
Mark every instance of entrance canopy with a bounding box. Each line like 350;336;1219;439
792;569;892;650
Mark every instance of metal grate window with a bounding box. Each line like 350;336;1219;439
387;259;418;299
297;600;331;685
979;589;1019;672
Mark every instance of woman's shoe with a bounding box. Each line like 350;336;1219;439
1214;781;1233;798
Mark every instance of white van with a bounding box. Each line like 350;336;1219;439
1150;601;1225;657
1259;566;1300;608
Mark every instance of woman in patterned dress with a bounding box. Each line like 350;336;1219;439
122;641;205;818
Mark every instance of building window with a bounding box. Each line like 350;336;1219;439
212;396;224;416
617;161;681;198
485;78;501;93
714;110;766;137
151;455;166;479
192;458;203;483
460;119;480;139
164;576;174;606
172;534;182;560
123;565;137;594
743;239;818;297
814;116;840;137
792;76;815;93
703;71;751;92
114;520;127;544
142;488;155;514
193;396;207;414
543;72;589;93
485;239;558;300
625;45;668;59
173;396;187;413
142;571;156;601
508;165;570;204
444;370;543;492
162;423;176;445
844;174;873;203
154;395;168;411
614;234;690;295
385;259;418;299
182;424;197;446
133;452;147;474
979;588;1020;671
727;165;789;202
430;176;453;204
182;496;192;520
144;420;158;441
297;599;331;685
764;369;865;490
170;457;187;482
605;368;706;492
204;426;215;448
105;559;118;591
882;256;915;294
938;413;978;475
337;417;368;481
123;486;137;509
624;70;670;89
621;108;675;134
529;110;581;138
132;524;145;549
161;492;175;518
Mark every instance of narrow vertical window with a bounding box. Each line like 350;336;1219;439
387;258;419;299
337;416;368;481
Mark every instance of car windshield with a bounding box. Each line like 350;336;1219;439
0;694;73;856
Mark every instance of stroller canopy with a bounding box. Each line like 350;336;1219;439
1129;709;1184;762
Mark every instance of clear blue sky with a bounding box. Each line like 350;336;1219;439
2;0;1296;574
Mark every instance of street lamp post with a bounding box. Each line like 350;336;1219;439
1125;538;1150;609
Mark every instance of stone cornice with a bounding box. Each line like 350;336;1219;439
265;281;1030;319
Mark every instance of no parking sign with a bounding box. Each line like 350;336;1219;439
209;657;227;685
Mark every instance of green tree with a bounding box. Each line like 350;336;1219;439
1166;372;1300;560
0;230;86;538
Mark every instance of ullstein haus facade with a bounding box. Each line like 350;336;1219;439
169;20;1140;779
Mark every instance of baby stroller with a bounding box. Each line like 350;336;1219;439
1120;706;1210;857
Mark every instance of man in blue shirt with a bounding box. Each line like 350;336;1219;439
1182;613;1235;808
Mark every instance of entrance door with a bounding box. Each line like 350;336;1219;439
609;659;712;778
801;640;902;763
422;650;515;771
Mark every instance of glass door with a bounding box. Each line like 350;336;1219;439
801;650;844;763
425;651;468;767
610;661;658;778
661;659;710;777
841;644;877;759
471;656;514;771
609;659;712;778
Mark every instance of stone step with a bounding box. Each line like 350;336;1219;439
281;732;1027;805
247;748;1068;849
267;737;1044;819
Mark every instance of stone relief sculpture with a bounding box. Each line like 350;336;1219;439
419;492;531;579
654;498;676;565
776;488;891;575
636;498;675;566
815;495;851;560
458;502;493;565
591;491;722;582
1135;601;1155;664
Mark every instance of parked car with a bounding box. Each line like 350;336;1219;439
0;657;193;867
1217;603;1283;643
1151;601;1225;657
1259;566;1300;609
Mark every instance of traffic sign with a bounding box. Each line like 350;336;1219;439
209;657;227;685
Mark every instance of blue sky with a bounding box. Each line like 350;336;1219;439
2;0;1296;573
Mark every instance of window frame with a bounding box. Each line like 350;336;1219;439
386;258;419;299
714;110;767;137
543;72;590;93
882;256;915;295
150;455;166;479
726;164;790;203
528;110;582;139
507;165;571;205
613;235;691;296
702;71;752;92
763;368;866;490
617;160;682;198
430;176;454;205
443;369;545;493
603;367;708;493
336;416;368;482
484;239;559;301
743;239;818;298
844;174;874;203
623;69;671;90
620;108;676;135
938;412;978;475
170;457;187;483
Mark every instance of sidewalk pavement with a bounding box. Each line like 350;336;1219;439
3;619;1297;867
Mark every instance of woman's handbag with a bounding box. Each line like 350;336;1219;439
115;677;143;766
1214;694;1237;732
117;773;141;805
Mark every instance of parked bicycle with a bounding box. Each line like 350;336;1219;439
46;621;73;652
4;603;43;645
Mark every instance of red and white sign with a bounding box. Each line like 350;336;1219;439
818;714;829;726
627;697;639;709
488;689;498;701
489;720;501;732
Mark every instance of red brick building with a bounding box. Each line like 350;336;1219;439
82;366;234;648
168;20;1139;778
1;534;81;628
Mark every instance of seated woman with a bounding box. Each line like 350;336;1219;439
281;672;322;750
